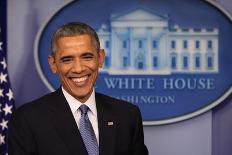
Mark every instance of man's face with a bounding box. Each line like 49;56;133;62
48;34;105;103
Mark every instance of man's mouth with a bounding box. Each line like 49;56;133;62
71;75;89;83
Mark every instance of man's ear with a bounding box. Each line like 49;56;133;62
98;49;105;68
48;55;57;74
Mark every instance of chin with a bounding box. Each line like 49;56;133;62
67;86;93;98
73;91;91;99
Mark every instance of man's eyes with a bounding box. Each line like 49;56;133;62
82;53;94;60
60;57;73;63
82;55;94;59
59;53;94;63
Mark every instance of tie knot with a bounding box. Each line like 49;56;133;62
79;104;89;114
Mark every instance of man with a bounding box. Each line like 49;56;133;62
8;22;148;155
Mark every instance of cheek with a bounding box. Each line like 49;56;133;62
88;63;99;79
88;60;100;70
91;66;100;80
57;65;71;76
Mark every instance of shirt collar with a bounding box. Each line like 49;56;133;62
62;87;97;116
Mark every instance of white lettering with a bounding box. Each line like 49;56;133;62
114;95;175;104
163;78;215;90
104;78;156;89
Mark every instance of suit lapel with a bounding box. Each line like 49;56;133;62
96;94;116;155
48;89;88;155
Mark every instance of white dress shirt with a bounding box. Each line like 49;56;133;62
62;87;99;144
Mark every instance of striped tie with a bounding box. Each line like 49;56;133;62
79;104;99;155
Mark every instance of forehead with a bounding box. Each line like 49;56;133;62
56;35;97;51
54;35;98;55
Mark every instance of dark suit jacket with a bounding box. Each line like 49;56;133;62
8;88;148;155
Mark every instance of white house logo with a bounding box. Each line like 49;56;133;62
34;0;232;125
97;7;219;75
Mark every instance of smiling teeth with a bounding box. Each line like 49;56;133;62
72;76;88;83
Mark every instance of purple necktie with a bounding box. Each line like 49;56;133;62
79;104;99;155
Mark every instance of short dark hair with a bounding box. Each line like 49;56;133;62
51;22;100;54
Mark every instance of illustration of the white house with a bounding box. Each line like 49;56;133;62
97;7;219;75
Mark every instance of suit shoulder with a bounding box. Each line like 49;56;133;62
14;91;57;114
10;90;61;128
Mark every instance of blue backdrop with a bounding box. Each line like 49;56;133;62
7;0;232;154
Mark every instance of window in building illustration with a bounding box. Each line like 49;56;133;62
123;40;127;49
153;56;158;68
104;56;110;68
207;40;212;49
123;56;128;67
137;51;144;69
171;40;176;49
207;55;214;69
195;40;200;49
170;53;177;69
153;40;157;49
138;62;144;69
105;40;110;48
195;54;201;69
182;55;189;69
206;52;215;70
183;40;188;49
138;40;143;48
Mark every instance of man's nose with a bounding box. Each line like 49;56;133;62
71;59;83;73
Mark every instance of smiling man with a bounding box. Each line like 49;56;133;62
49;33;105;103
8;22;148;155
